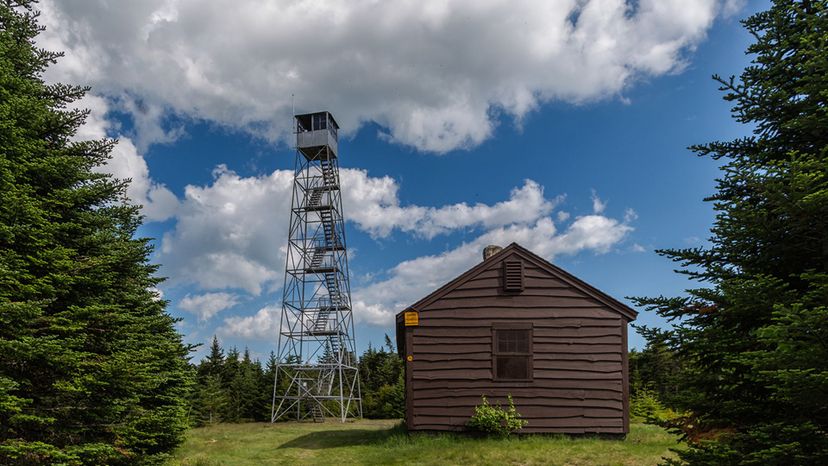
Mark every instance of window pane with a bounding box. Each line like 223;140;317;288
514;333;528;353
312;113;327;130
496;356;529;379
497;329;529;354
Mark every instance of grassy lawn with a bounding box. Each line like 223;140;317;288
168;419;683;465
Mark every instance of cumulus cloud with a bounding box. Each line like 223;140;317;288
159;166;293;295
221;305;281;340
117;96;187;152
72;94;179;221
40;0;737;153
164;165;635;326
344;173;558;238
159;166;562;294
179;292;240;321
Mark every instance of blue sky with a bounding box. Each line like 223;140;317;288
43;0;767;361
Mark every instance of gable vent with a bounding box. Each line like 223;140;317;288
503;260;524;292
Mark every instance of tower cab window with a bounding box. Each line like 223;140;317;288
312;113;327;131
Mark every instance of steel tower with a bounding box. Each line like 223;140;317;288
272;111;362;423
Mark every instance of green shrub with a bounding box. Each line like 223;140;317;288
363;373;405;419
630;388;679;424
466;395;527;436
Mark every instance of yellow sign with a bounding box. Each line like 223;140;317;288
404;311;419;326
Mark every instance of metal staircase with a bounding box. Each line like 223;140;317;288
312;304;333;334
321;158;335;186
307;188;324;209
308;247;325;269
320;209;338;248
310;404;325;423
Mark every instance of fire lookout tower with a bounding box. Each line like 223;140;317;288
271;111;362;422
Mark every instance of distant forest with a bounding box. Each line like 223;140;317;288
190;336;404;425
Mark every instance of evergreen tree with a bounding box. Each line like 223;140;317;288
635;1;828;463
233;348;259;421
358;336;404;419
248;355;269;422
260;351;278;420
190;341;270;424
318;340;335;364
190;375;228;426
629;326;683;406
198;335;225;380
0;2;192;464
221;347;241;422
265;351;278;377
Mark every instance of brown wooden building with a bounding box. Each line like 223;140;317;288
395;243;637;435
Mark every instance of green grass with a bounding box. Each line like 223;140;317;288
168;420;683;466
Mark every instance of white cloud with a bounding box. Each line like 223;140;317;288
40;0;736;153
117;96;187;152
591;189;607;214
179;292;240;321
159;166;293;295
72;94;179;221
160;167;560;294
722;0;748;17
344;173;558;238
158;164;634;328
221;305;281;340
549;215;631;254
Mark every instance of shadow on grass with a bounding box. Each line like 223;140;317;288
278;422;407;450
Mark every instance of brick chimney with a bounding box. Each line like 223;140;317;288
483;245;503;261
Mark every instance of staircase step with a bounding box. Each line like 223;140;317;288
311;404;324;423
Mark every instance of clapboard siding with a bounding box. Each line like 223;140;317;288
412;388;623;401
412;406;623;418
417;317;621;328
412;352;622;363
423;297;610;311
410;375;624;391
414;326;621;338
414;399;623;412
414;343;621;354
414;424;625;434
400;245;635;435
412;415;624;429
443;287;596;299
412;369;621;381
412;359;620;372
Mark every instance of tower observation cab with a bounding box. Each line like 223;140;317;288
295;111;339;160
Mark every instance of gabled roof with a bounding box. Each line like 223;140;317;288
396;242;638;321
